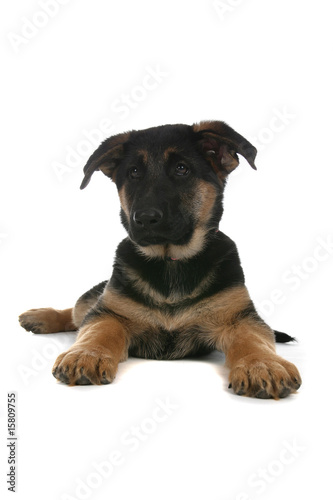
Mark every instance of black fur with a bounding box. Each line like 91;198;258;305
110;231;244;309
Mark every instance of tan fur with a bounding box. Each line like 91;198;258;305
118;186;131;219
196;180;218;224
53;317;128;385
100;285;252;337
163;146;179;159
169;227;208;260
72;299;96;329
134;227;209;260
19;308;76;334
137;149;149;163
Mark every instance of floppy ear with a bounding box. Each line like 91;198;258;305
193;121;257;179
80;131;131;189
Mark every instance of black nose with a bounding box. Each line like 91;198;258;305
133;208;163;228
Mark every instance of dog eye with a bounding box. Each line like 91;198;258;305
175;163;189;176
129;167;141;179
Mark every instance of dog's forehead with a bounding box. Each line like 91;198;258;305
127;124;195;158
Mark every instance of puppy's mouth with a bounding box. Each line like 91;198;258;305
135;235;168;246
130;227;194;248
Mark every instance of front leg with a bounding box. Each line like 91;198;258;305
225;326;301;399
211;287;302;399
52;315;128;385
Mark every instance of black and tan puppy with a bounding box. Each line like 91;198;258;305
19;121;301;398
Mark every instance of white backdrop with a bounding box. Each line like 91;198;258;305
1;1;332;499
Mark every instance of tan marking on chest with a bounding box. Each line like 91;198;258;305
100;285;252;336
123;265;215;306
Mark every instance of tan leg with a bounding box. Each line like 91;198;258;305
19;281;107;334
205;286;302;399
219;321;301;399
52;316;128;385
19;307;76;334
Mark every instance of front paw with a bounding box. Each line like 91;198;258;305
19;308;56;334
229;354;301;399
52;347;117;386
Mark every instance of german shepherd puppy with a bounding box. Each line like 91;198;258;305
19;121;301;399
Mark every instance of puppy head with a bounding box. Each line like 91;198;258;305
80;121;257;259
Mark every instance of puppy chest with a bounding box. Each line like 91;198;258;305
128;325;213;360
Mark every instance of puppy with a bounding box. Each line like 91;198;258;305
19;121;301;398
